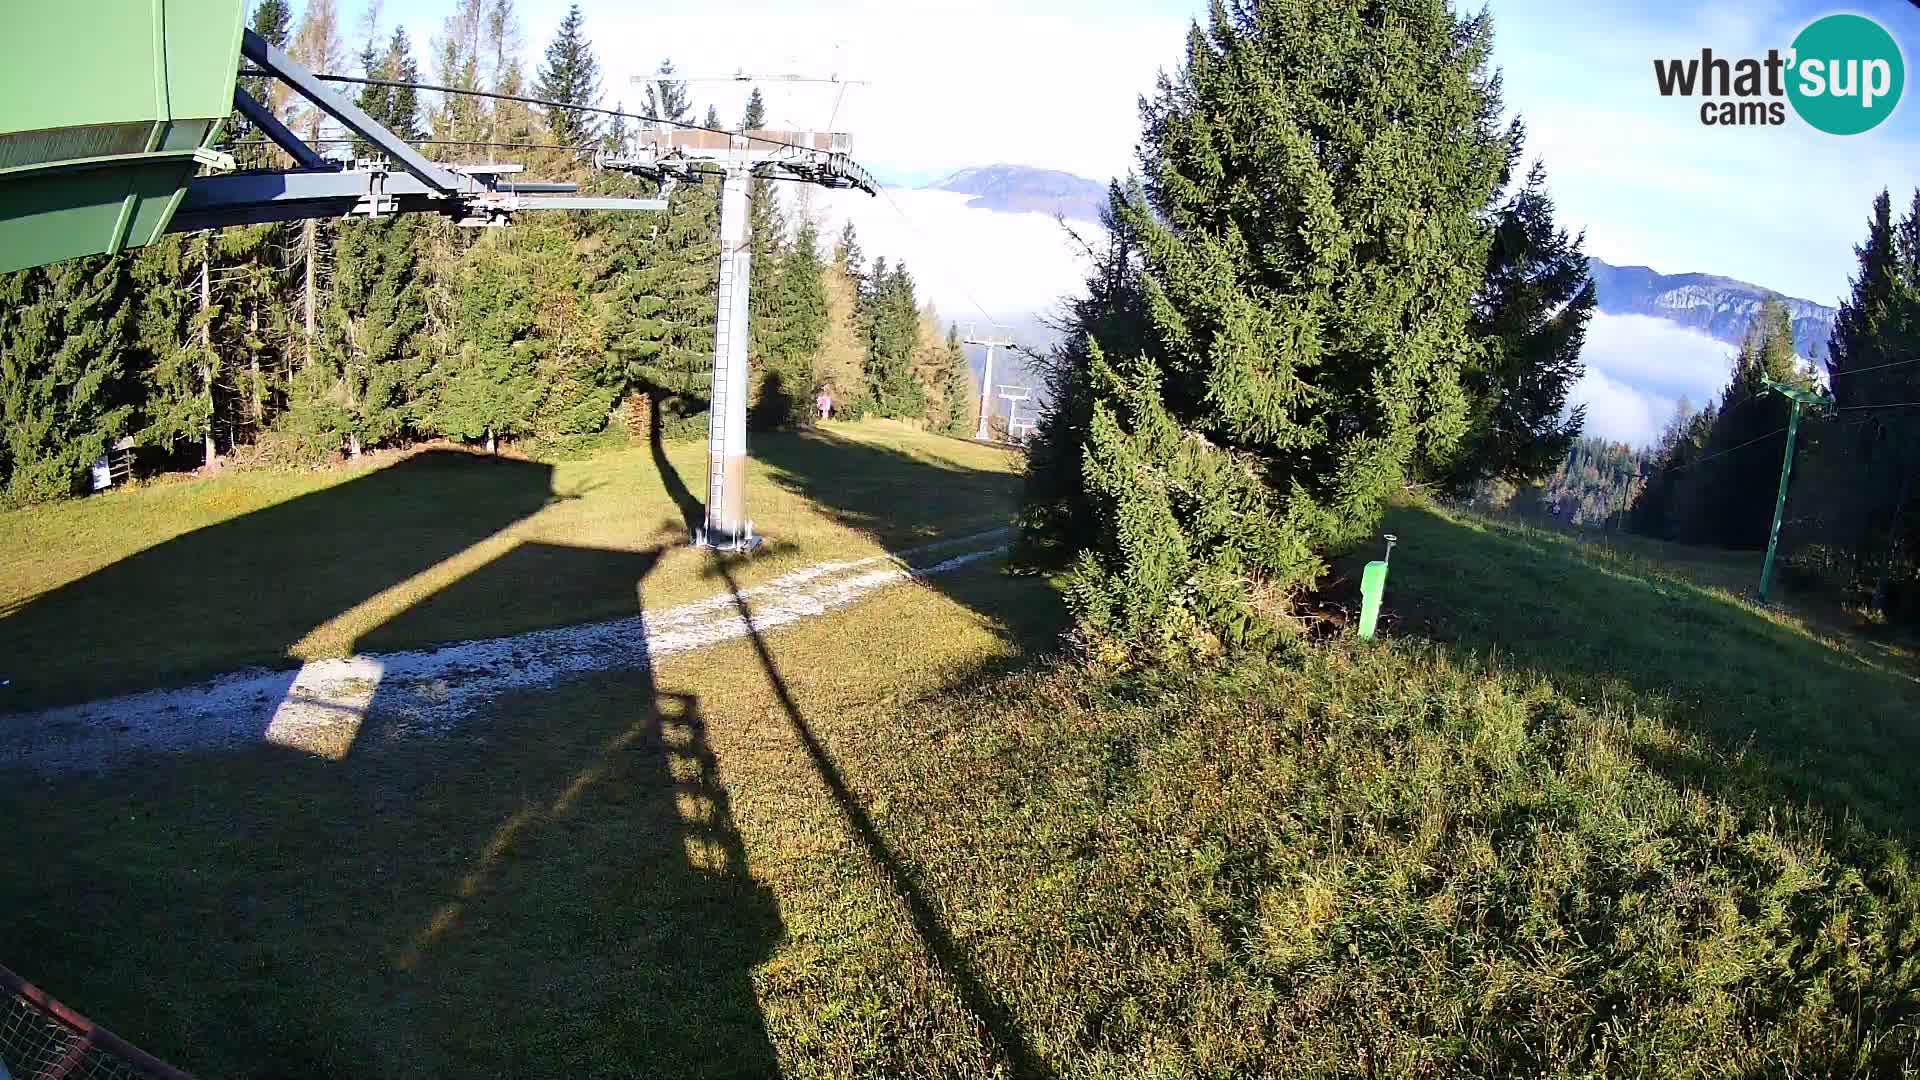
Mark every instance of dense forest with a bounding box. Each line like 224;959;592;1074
1465;437;1653;530
1776;190;1920;621
0;0;977;506
1474;229;1920;629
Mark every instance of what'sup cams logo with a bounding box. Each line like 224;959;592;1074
1653;13;1906;134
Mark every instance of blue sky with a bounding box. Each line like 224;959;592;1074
362;0;1919;441
1487;0;1919;304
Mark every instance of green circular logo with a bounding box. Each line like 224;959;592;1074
1787;14;1905;135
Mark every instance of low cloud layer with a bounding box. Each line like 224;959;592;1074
811;188;1094;331
799;196;1747;449
1573;313;1736;446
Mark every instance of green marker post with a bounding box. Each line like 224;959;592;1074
1358;534;1396;640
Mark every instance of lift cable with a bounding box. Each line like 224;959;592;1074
1664;425;1791;473
245;70;828;156
1828;355;1920;378
872;184;1001;326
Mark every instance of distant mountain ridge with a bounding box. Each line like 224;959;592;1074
922;164;1107;221
1586;258;1837;361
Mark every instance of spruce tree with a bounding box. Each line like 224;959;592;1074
744;87;787;411
589;167;720;433
520;218;619;435
1672;301;1812;549
1440;153;1593;494
429;234;541;452
534;4;602;147
353;28;425;151
237;0;296;163
213;224;285;441
1829;192;1903;400
132;233;222;469
1630;398;1703;539
703;105;721;129
751;218;830;430
286;217;426;457
938;325;975;436
0;257;137;504
864;261;926;418
1799;189;1920;613
604;104;632;156
1044;0;1510;660
385;28;425;141
1018;192;1151;563
832;221;863;279
643;60;692;124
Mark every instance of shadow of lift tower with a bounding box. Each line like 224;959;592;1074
602;129;878;553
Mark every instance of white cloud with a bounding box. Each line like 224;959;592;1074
797;194;1756;450
807;187;1096;328
1573;312;1735;444
1573;369;1677;448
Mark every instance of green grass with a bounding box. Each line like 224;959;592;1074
1378;504;1920;838
0;420;1023;710
0;554;1068;1078
8;492;1920;1076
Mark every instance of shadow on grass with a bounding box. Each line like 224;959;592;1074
712;556;1055;1079
0;674;784;1077
1376;503;1920;842
753;426;1024;550
0;450;560;711
652;393;704;537
0;418;1063;1075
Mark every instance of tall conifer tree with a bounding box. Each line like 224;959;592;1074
1047;0;1510;660
1440;152;1593;493
0;257;136;503
534;4;602;147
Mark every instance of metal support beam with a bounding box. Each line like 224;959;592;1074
172;169;665;231
240;28;462;194
1757;378;1832;604
512;196;668;212
701;165;755;550
232;88;332;171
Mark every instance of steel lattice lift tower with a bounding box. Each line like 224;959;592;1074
963;324;1015;443
602;128;877;551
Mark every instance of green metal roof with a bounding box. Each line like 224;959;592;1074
0;0;247;273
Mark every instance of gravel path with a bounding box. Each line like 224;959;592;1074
0;530;1010;774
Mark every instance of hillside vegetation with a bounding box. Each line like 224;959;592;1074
839;501;1920;1074
10;498;1916;1075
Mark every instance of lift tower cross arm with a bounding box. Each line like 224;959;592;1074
178;30;670;232
963;324;1014;442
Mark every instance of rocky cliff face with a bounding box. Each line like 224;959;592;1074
1587;258;1837;361
923;165;1108;222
